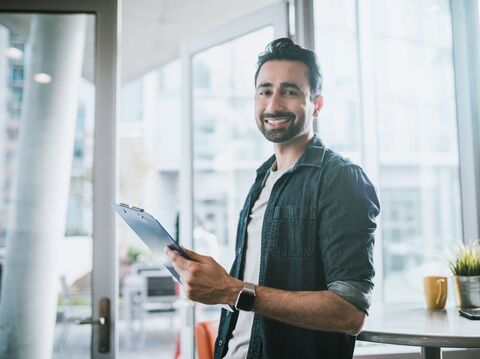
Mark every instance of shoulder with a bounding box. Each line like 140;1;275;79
321;148;365;180
323;147;353;169
320;148;378;204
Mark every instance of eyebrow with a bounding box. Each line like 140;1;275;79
256;82;302;91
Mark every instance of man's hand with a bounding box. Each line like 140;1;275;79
165;246;242;306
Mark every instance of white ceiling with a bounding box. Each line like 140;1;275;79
0;0;280;84
121;0;279;83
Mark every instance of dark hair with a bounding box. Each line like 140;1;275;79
255;38;323;101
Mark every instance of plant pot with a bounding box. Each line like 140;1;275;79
453;275;480;308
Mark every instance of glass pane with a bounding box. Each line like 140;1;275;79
313;0;463;304
313;0;362;162
117;61;183;357
192;27;274;323
373;0;462;302
0;14;94;358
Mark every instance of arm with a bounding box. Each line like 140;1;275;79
165;247;366;336
251;285;365;335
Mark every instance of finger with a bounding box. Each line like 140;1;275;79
164;246;175;258
165;247;190;269
180;246;207;262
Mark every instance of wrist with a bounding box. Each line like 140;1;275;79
234;281;256;311
227;278;244;306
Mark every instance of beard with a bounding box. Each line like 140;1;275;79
257;111;306;143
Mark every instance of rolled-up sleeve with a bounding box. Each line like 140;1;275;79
319;164;380;314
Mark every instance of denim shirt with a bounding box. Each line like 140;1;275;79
214;135;380;359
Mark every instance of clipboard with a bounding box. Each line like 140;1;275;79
112;202;190;283
112;202;235;313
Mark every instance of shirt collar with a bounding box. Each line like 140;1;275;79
256;134;326;176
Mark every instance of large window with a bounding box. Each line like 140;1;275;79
314;0;463;302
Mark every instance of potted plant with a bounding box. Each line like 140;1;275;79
449;240;480;308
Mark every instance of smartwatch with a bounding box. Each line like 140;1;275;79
235;282;256;311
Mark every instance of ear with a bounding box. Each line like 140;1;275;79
312;96;324;117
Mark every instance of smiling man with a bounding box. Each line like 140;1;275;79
166;38;380;359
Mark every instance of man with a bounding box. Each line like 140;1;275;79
166;38;380;359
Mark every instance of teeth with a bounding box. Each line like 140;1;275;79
266;118;289;124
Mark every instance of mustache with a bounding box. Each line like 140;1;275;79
261;112;295;121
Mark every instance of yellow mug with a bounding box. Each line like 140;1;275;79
423;276;448;310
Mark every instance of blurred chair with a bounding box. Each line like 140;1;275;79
195;319;219;359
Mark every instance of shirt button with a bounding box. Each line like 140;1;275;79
218;340;223;346
237;248;242;255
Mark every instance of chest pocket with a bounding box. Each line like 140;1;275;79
267;205;318;258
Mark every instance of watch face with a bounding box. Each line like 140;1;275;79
236;291;255;311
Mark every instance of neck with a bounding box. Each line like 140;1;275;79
273;131;313;171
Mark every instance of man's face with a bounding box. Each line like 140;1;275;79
255;60;322;144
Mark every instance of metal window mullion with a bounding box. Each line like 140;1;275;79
451;0;480;243
93;2;119;358
180;47;195;359
294;0;315;49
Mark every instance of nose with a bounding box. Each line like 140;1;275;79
265;91;284;113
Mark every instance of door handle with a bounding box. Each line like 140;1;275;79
79;317;106;325
79;297;110;353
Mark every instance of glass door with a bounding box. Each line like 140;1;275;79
182;3;288;358
0;2;118;358
0;13;95;358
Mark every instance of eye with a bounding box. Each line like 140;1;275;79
283;89;298;96
257;89;271;96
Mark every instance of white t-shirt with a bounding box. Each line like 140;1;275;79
224;162;294;359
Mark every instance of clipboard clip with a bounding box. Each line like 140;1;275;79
120;203;144;212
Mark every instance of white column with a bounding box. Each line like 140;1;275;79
0;14;86;359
